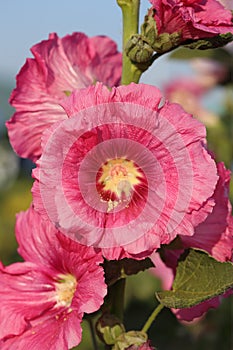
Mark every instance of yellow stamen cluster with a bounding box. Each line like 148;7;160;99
55;274;77;307
98;158;141;212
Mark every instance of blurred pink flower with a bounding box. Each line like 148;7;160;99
151;162;233;321
150;0;233;43
6;32;122;161
0;207;106;349
32;82;218;260
218;0;233;9
191;58;230;87
164;77;219;127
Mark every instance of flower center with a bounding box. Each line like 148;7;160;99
55;274;77;307
97;158;142;212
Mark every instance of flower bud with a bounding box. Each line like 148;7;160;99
152;32;181;54
113;330;148;350
96;313;125;345
141;10;158;47
125;35;154;63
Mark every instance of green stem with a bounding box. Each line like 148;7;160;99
108;278;126;321
88;317;99;350
141;303;164;333
117;0;142;84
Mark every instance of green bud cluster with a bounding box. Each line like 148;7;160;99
125;10;182;65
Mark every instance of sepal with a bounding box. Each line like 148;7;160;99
113;331;148;350
184;33;233;50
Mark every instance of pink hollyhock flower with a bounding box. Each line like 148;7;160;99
150;0;233;43
6;32;122;161
191;58;229;87
0;206;107;349
164;78;219;127
151;162;233;321
32;82;218;260
180;162;233;262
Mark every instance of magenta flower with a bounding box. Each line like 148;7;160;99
180;162;233;262
0;207;107;349
163;77;221;129
150;0;233;43
6;32;122;161
32;83;218;260
151;162;233;321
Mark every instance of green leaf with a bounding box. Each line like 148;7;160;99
104;257;154;286
156;249;233;308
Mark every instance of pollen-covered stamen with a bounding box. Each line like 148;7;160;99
55;274;77;307
97;158;142;211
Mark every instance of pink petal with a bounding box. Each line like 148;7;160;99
150;252;174;290
16;206;107;313
16;206;61;266
181;162;233;262
16;206;106;277
0;261;56;339
173;297;220;322
7;33;122;161
150;0;233;41
1;310;82;350
33;83;218;259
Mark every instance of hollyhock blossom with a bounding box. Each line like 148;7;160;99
164;78;219;127
6;32;122;161
191;58;229;87
0;206;107;349
149;0;233;44
32;82;218;260
151;163;233;321
180;162;233;262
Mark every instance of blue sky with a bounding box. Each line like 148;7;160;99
0;1;145;80
0;0;195;133
0;0;191;87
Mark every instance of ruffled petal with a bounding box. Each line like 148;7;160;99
0;261;56;339
150;0;233;41
1;309;82;350
33;83;218;259
7;33;121;161
181;162;233;262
